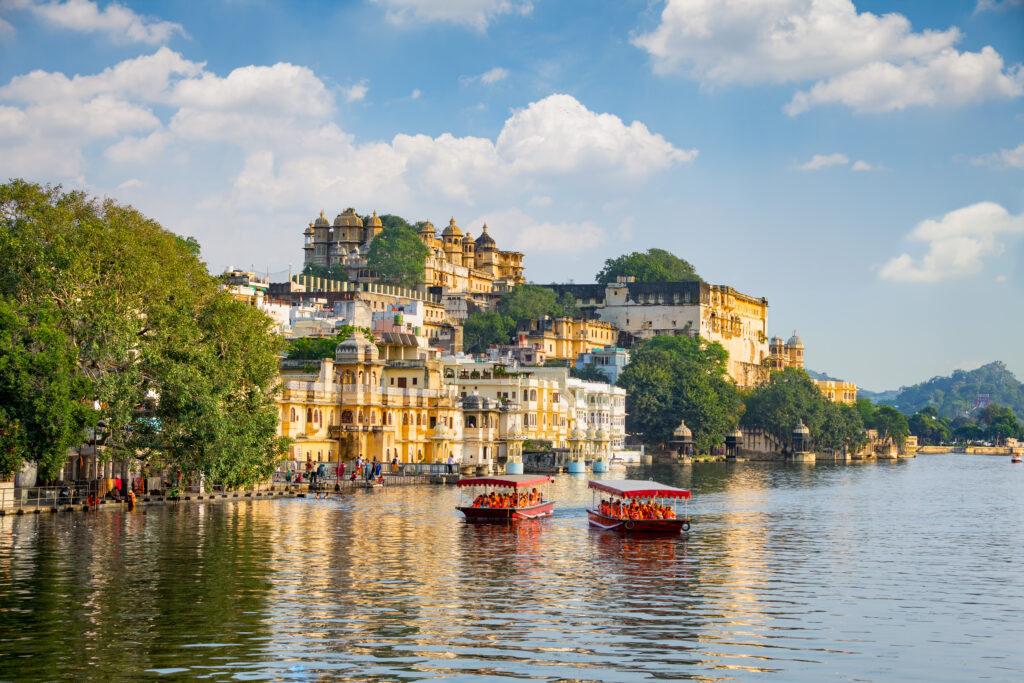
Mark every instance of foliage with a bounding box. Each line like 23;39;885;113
366;224;430;288
285;326;359;360
497;284;577;325
976;403;1023;443
617;335;739;451
741;367;866;452
301;262;347;281
0;301;91;479
908;406;953;445
463;311;516;352
570;364;612;383
0;180;288;485
881;361;1024;423
596;248;701;284
873;405;910;447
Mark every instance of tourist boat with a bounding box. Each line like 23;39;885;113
456;474;555;521
587;479;691;533
1012;453;1022;463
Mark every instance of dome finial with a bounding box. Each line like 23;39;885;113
320;210;325;219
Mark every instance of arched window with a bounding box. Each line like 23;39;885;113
370;410;376;424
341;410;353;424
358;411;364;424
387;412;393;425
314;409;320;424
416;413;422;426
358;370;364;384
290;407;296;422
372;372;378;385
344;371;354;384
306;408;312;422
403;413;409;425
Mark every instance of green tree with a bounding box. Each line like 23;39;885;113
285;327;360;360
741;367;865;453
462;312;515;352
496;284;579;325
301;262;347;281
0;180;288;485
976;403;1022;443
366;224;429;288
0;301;91;479
617;335;739;451
596;248;701;284
874;405;910;447
908;411;952;445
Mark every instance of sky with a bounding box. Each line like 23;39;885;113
0;0;1022;391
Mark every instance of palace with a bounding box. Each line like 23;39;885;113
303;209;525;295
768;331;858;404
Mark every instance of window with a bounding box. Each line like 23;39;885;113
358;411;364;424
412;377;418;385
306;408;312;422
341;410;353;424
290;407;296;422
403;413;409;425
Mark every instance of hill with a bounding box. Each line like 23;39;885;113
877;361;1024;421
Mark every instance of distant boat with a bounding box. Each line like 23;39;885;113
1012;453;1022;464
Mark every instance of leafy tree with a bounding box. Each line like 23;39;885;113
741;367;865;453
976;403;1022;443
0;180;288;485
854;398;877;430
596;248;701;284
366;224;429;288
874;405;910;447
301;262;347;281
617;335;739;451
570;364;611;383
908;411;952;445
285;327;361;360
497;284;577;325
462;312;515;352
0;301;92;479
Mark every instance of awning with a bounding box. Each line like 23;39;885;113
588;479;691;499
457;474;554;488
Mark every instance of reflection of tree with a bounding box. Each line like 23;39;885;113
0;506;273;679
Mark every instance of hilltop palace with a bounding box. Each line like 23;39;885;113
213;207;856;473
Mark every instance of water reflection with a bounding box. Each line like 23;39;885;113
2;454;1023;681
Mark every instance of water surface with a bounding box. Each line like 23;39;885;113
2;454;1022;681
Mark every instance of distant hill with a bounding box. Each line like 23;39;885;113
858;387;900;403
806;369;844;382
876;361;1024;421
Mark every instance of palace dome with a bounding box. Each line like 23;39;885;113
366;210;382;228
461;392;486;410
335;331;379;364
787;331;804;348
419;220;436;236
673;419;692;440
314;210;330;227
441;217;462;238
333;208;363;228
770;335;784;346
475;224;496;250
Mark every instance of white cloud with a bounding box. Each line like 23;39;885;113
879;202;1024;282
972;142;1024;169
0;52;693;264
28;0;186;45
117;178;142;189
786;47;1023;114
634;0;1023;114
374;0;532;31
852;160;877;171
798;153;848;170
480;67;508;84
0;15;14;37
410;89;422;99
342;82;369;102
470;207;607;252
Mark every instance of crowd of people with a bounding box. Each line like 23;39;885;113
470;489;542;508
598;498;676;520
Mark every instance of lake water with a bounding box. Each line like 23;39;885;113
2;453;1023;681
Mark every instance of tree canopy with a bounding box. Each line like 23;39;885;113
0;180;288;484
741;367;866;453
462;311;516;353
302;262;347;281
285;326;369;360
497;284;576;324
881;361;1024;422
616;335;739;451
366;224;430;288
596;248;701;284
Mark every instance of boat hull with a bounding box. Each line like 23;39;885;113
587;509;688;533
458;501;554;522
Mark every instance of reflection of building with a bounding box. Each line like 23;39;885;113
768;332;804;370
546;277;769;388
302;209;525;294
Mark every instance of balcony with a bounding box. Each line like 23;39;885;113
329;425;384;437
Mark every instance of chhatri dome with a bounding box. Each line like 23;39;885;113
787;331;804;348
475;224;496;250
441;217;462;237
366;210;382;228
314;210;330;227
333;208;363;228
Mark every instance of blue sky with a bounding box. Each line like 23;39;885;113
1;0;1022;391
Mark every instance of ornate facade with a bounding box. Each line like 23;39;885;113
302;209;525;294
768;331;804;370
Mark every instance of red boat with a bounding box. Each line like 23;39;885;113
1012;454;1022;463
456;474;555;522
587;479;691;533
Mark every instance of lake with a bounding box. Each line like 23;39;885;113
1;453;1022;681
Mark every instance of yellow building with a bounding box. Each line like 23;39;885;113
813;379;858;404
518;317;619;362
302;209;525;295
768;332;804;370
277;331;462;465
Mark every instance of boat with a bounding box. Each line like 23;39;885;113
456;474;555;522
587;479;691;533
1012;453;1022;463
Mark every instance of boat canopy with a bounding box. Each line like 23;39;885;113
457;474;553;489
588;479;691;500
